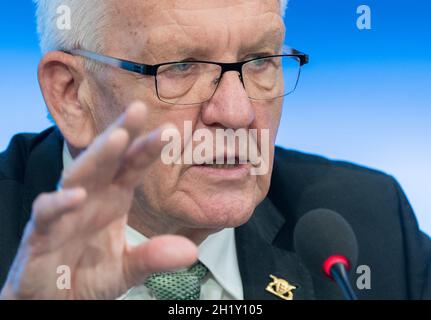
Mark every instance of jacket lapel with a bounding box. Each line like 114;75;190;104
235;197;316;300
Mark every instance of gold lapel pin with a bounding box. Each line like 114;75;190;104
265;274;297;300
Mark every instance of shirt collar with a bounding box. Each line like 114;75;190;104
198;227;243;300
62;142;74;170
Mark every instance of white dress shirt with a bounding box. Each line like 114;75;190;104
62;143;243;300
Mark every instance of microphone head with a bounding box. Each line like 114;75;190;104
294;208;359;279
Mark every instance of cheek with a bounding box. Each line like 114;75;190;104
136;161;179;207
92;69;202;134
252;100;282;147
252;100;281;194
131;109;203;199
90;74;132;131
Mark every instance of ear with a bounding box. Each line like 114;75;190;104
38;51;96;149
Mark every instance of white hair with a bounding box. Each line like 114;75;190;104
280;0;289;17
34;0;110;54
34;0;289;54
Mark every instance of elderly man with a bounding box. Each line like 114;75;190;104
0;0;430;300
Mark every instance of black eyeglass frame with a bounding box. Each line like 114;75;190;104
64;48;310;105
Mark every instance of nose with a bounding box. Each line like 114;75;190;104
200;71;255;129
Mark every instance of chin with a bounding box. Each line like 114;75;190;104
174;188;262;229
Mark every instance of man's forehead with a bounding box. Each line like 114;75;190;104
108;0;284;61
112;0;281;25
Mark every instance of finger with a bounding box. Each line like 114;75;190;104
114;124;177;186
119;101;148;140
123;235;198;288
60;101;147;189
32;188;87;234
60;128;130;190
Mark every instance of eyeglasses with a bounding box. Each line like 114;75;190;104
65;48;309;106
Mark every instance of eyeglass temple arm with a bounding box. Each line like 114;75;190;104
63;49;157;75
298;53;309;66
283;46;309;66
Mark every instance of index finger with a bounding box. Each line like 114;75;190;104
59;101;148;190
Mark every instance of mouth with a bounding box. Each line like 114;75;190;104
199;157;245;169
200;163;242;169
188;157;251;181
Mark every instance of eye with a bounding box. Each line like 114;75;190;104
247;57;271;70
168;63;194;73
251;58;268;67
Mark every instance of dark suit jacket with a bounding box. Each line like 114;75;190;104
1;127;430;299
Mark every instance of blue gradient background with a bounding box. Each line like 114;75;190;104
1;1;430;234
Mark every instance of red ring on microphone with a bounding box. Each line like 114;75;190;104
323;255;350;278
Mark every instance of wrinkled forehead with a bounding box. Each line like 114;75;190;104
106;0;285;62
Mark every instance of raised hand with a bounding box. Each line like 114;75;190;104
0;102;198;300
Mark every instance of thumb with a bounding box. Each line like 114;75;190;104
123;235;198;288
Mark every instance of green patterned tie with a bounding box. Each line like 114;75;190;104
145;262;209;300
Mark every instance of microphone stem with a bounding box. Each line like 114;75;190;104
330;263;358;300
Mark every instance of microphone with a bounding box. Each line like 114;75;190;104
294;208;359;300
